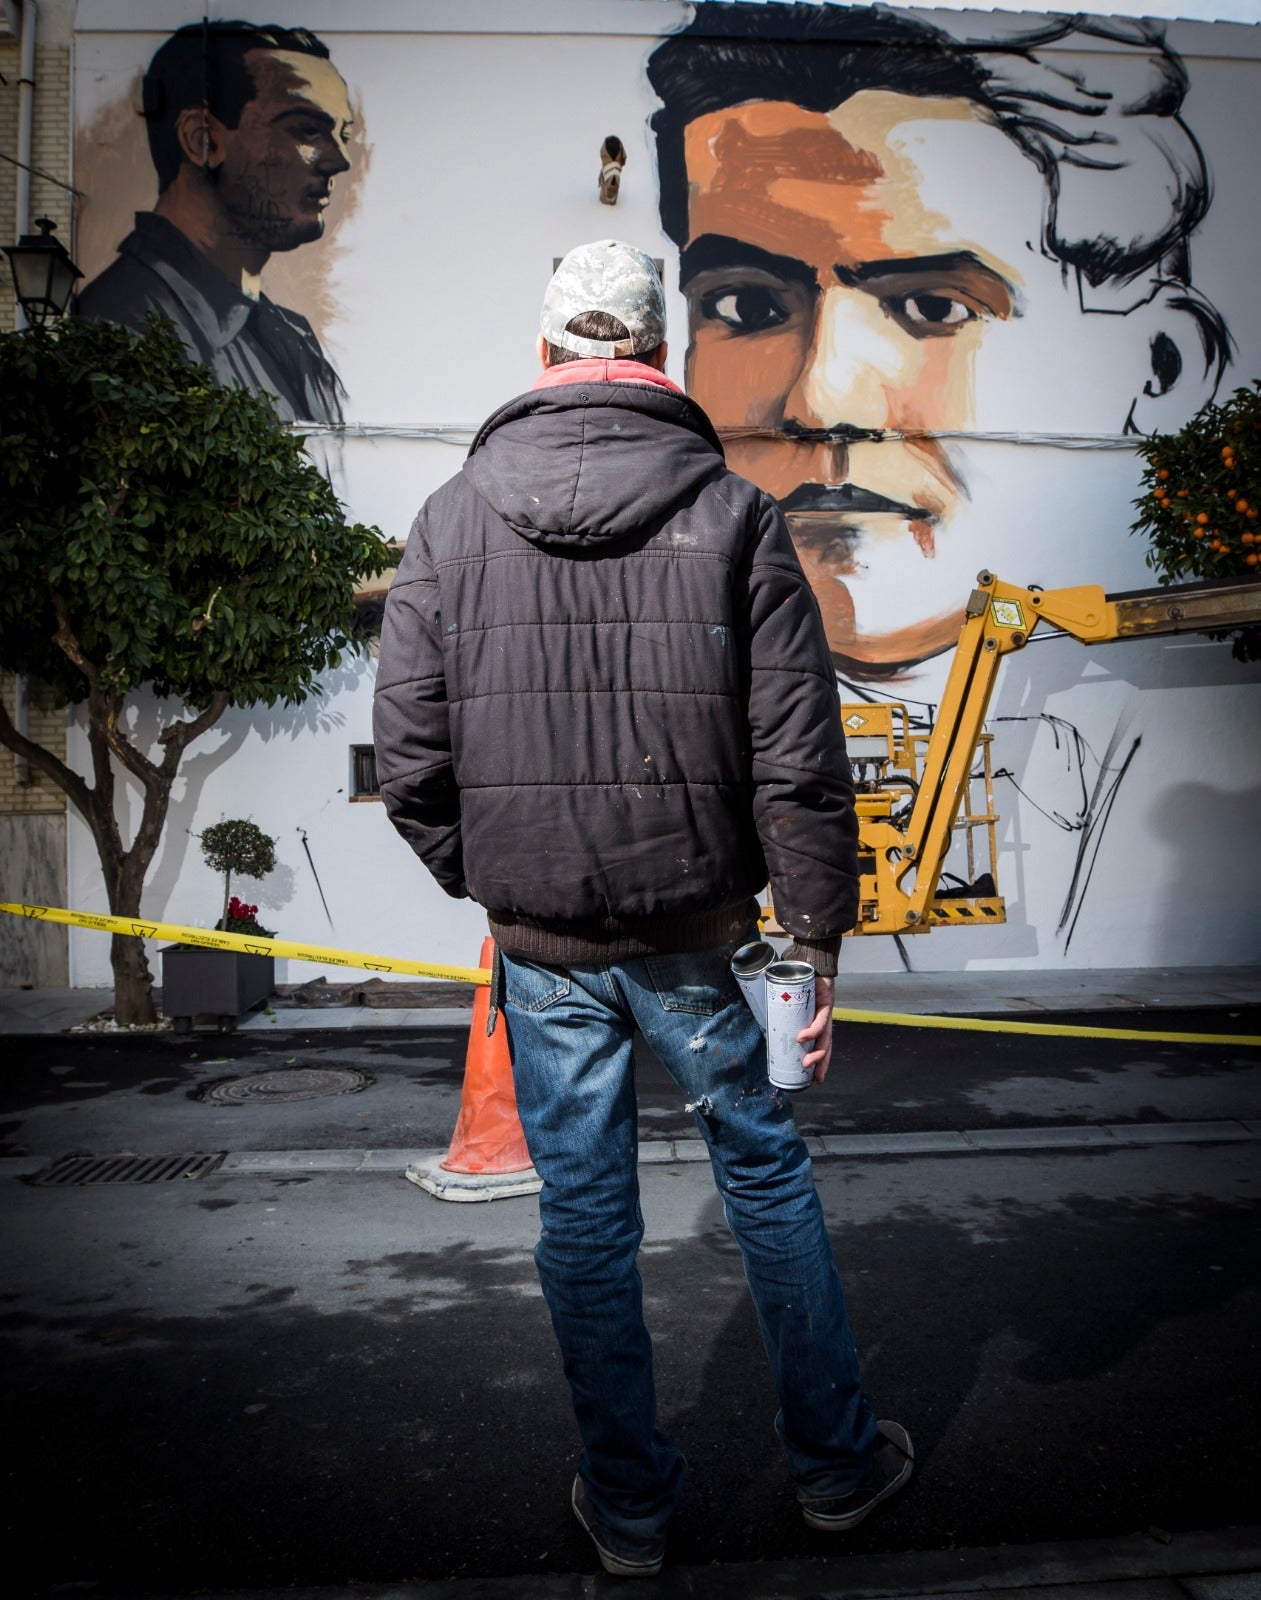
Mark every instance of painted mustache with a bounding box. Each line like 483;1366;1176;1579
778;483;935;523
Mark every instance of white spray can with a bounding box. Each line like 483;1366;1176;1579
764;959;816;1092
730;940;775;1033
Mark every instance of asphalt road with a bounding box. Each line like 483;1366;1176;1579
1;1010;1258;1595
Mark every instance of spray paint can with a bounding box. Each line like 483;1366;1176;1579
730;940;775;1033
764;959;816;1092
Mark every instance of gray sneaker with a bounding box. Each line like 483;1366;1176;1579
800;1420;914;1532
571;1475;666;1578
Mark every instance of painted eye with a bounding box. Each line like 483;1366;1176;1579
700;286;790;333
896;294;975;329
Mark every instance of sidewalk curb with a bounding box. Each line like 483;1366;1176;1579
134;1527;1261;1600
4;968;1259;1039
4;1121;1256;1186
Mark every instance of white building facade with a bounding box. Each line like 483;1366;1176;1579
15;0;1261;987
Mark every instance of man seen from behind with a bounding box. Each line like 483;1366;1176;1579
373;240;911;1578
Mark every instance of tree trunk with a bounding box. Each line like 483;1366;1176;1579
110;927;156;1027
0;674;227;1029
98;807;160;1028
103;769;184;1026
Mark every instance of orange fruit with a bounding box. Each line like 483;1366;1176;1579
1196;512;1209;524
1157;468;1170;480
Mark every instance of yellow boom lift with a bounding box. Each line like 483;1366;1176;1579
776;571;1261;938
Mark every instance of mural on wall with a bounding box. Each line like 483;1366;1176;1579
78;20;353;425
66;1;1259;979
648;3;1230;680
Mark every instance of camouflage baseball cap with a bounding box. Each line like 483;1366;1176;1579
541;240;666;359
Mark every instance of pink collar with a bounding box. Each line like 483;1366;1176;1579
531;358;683;396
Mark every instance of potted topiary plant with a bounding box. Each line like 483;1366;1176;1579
161;819;278;1032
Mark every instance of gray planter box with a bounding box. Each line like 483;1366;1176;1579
161;945;275;1033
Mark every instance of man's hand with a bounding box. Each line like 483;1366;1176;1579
797;975;835;1084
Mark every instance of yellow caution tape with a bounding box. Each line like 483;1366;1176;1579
830;1005;1261;1048
2;901;1257;1045
0;902;490;986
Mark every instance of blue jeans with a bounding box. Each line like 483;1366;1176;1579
502;946;878;1543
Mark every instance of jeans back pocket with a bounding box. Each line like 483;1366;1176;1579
644;949;733;1016
503;957;572;1014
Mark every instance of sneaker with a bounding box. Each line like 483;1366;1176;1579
800;1420;914;1532
571;1475;665;1578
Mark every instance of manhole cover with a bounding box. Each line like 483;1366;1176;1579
200;1067;371;1105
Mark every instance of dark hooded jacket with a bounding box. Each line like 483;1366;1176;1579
373;362;858;971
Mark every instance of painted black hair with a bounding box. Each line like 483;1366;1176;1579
648;2;1227;382
143;20;333;191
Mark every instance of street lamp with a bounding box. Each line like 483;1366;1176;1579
4;217;82;325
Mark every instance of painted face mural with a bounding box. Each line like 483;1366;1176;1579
649;5;1228;680
211;49;353;256
77;22;353;426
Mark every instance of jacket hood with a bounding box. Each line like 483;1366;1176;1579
462;373;726;551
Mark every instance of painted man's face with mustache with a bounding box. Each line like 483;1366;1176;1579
680;91;1145;677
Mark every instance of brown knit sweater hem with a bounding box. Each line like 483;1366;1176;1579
487;900;760;967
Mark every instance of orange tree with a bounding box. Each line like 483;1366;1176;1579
0;316;390;1023
1132;379;1261;661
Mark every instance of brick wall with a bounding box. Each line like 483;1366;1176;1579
0;37;14;336
0;677;70;815
2;31;74;806
0;38;74;335
3;25;74;975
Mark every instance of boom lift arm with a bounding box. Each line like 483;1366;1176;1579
840;572;1261;937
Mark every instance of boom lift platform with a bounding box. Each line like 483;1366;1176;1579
773;572;1261;939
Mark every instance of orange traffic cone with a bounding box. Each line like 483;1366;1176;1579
405;937;542;1202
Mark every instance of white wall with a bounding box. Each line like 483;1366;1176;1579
66;657;493;988
66;1;1261;983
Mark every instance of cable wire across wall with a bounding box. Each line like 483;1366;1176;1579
291;421;1143;451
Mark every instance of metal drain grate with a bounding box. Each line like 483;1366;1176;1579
200;1067;371;1105
31;1152;227;1187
